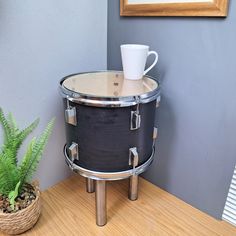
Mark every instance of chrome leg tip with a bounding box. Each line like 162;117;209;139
86;178;95;193
96;221;107;227
128;194;138;201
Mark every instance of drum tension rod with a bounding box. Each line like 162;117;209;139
129;147;139;171
153;127;158;147
130;96;141;130
156;96;161;108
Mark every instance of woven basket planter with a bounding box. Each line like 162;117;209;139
0;183;41;235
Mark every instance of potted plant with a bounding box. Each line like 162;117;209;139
0;108;54;235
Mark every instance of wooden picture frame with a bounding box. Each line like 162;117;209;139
120;0;229;17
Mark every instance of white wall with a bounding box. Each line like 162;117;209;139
0;0;107;190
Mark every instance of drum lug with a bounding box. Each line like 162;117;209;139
156;96;161;108
130;97;141;130
68;142;79;161
130;111;141;130
153;127;158;146
65;98;77;126
129;147;139;170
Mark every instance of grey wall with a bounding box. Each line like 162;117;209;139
1;0;235;221
0;0;107;190
108;0;236;219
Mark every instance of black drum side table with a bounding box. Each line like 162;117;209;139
60;71;160;226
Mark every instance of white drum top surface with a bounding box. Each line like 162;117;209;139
62;72;158;97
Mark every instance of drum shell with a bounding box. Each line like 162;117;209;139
64;99;156;172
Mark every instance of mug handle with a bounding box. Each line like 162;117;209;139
143;51;158;76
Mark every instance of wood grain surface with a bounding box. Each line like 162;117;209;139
120;0;229;17
1;175;235;235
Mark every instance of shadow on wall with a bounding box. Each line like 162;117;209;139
142;92;176;189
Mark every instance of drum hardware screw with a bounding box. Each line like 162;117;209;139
68;142;79;161
128;147;139;201
72;93;79;98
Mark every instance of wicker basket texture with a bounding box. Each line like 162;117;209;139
0;184;41;235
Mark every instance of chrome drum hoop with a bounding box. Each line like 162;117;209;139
64;144;155;181
60;71;160;108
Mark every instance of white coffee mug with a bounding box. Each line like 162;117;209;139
121;44;158;80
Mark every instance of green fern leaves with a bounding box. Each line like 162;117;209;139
0;152;19;195
0;108;40;165
18;119;55;188
0;107;54;199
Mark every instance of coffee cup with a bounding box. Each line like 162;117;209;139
121;44;158;80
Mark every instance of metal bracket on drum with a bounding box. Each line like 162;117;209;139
129;147;139;171
156;96;161;108
130;97;141;130
65;97;77;126
153;127;158;147
68;142;79;161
